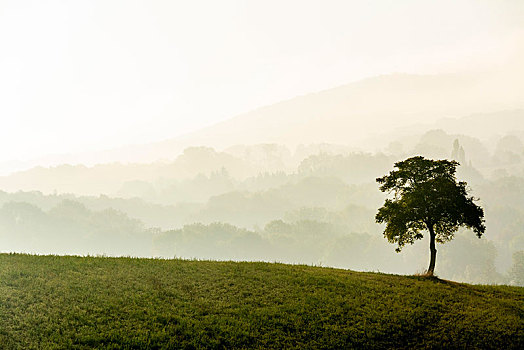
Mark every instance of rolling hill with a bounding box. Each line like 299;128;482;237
0;254;522;349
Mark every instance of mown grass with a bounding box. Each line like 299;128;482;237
0;254;522;349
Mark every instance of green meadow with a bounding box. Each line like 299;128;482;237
0;253;522;349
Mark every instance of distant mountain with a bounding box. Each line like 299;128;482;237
2;72;523;174
173;72;524;150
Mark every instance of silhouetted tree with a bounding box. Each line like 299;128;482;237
375;156;485;276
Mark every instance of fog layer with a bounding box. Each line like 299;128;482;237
1;108;524;285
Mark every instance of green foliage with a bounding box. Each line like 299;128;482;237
376;157;485;252
0;254;522;349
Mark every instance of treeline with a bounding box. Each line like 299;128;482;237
1;198;518;284
1;128;523;197
1;189;523;285
0;176;383;230
0;200;152;257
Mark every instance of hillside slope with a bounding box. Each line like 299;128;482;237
0;254;522;349
175;73;524;149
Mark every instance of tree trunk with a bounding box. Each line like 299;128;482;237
427;224;437;276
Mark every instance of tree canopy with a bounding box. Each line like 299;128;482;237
375;156;485;275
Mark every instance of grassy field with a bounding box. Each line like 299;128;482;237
0;254;522;349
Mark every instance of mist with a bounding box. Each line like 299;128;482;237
1;121;524;285
1;0;524;287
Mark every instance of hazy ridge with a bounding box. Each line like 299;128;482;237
3;72;523;173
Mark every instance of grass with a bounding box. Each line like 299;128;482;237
0;254;522;349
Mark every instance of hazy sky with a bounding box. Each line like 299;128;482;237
1;0;523;162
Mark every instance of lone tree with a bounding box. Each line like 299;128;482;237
375;156;485;276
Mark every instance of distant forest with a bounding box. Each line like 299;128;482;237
1;127;523;285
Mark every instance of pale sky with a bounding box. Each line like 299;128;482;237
1;0;523;164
